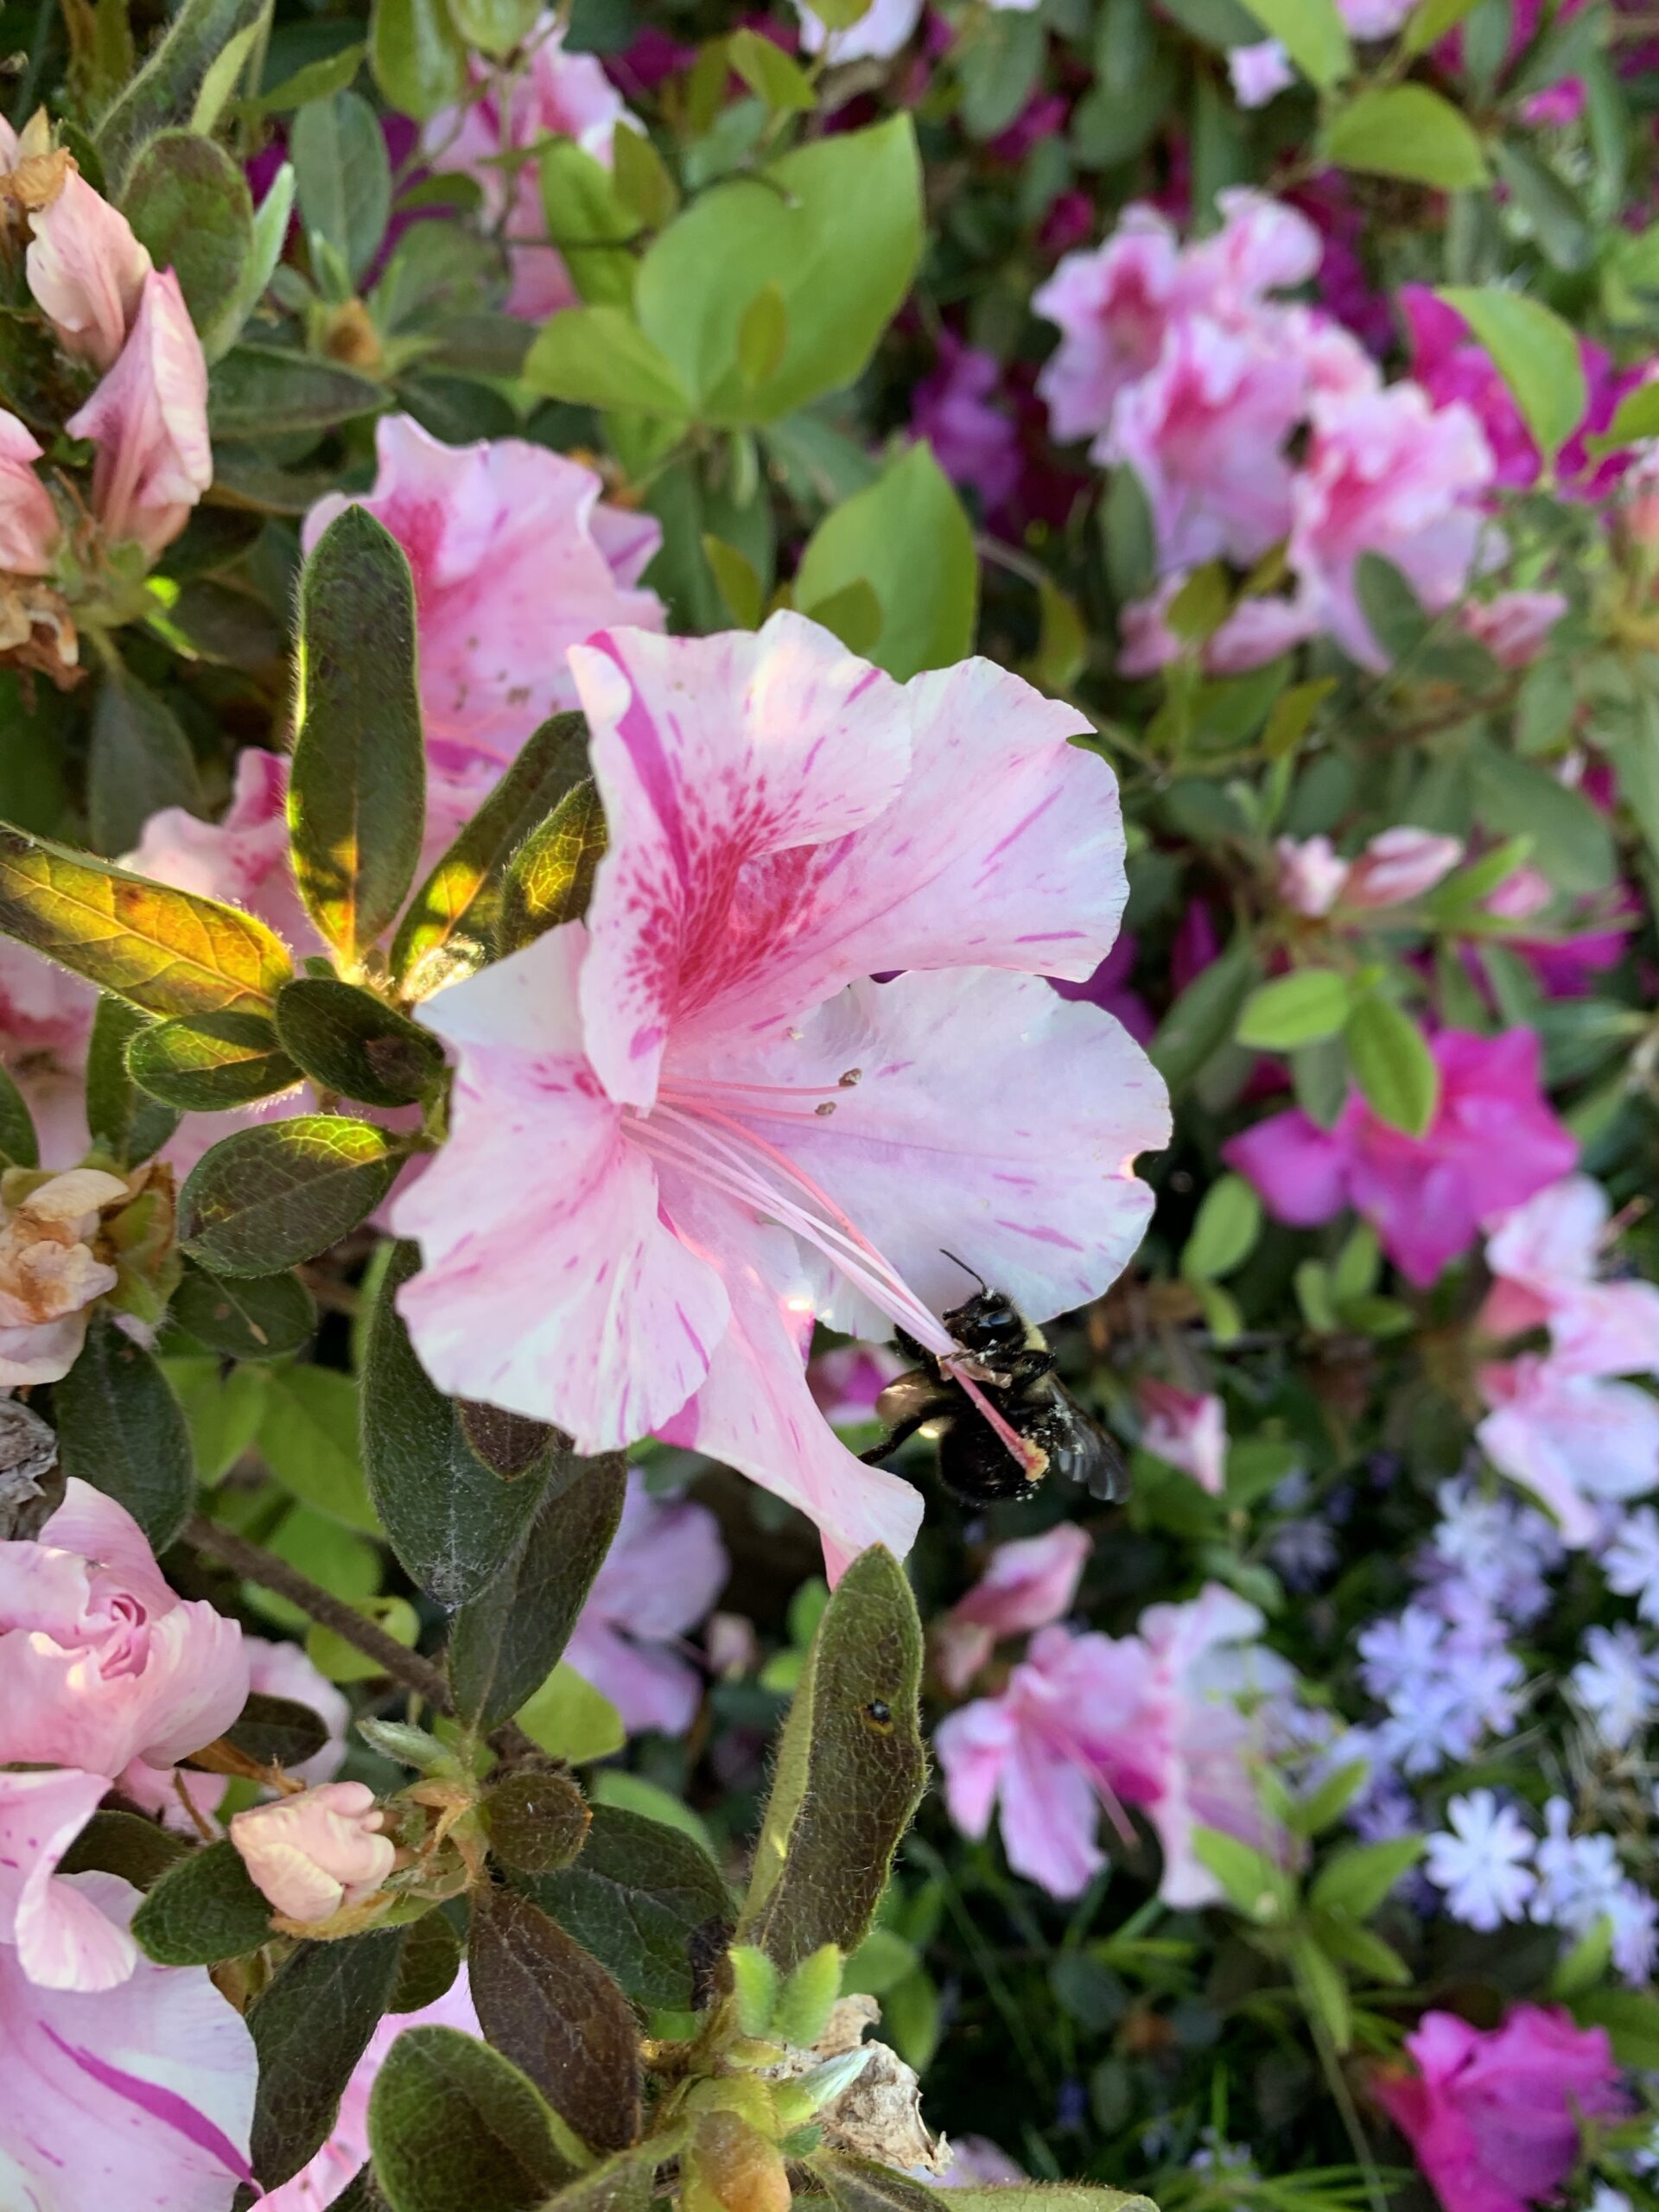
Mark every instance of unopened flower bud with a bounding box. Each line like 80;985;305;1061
231;1780;395;1923
688;2110;792;2212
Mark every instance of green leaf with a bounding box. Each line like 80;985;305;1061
164;1355;270;1481
540;138;639;308
1291;1929;1352;2052
448;0;539;57
219;1688;334;1770
1236;969;1352;1052
737;1546;925;1973
728;25;817;108
1471;738;1615;896
795;444;977;682
248;40;365;112
1403;0;1484;51
518;1662;626;1764
1290;1759;1371;1839
484;1771;592;1876
370;0;467;117
468;1885;643;2152
391;713;591;999
1180;1173;1262;1282
611;126;679;232
0;820;293;1020
736;283;789;390
292;89;392;286
1313;1911;1411;1986
801;580;881;658
190;16;264;132
524;1802;733;2010
1150;933;1261;1090
363;1241;563;1605
179;1116;404;1275
703;535;764;628
447;1448;626;1726
633;117;923;426
522;306;690;416
249;1928;406;2186
86;670;201;858
60;1809;192;1891
86;995;180;1166
126;1008;300;1109
1324;85;1489;187
131;1839;274;1965
497;781;607;955
122;131;254;342
209;343;386;436
1236;0;1351;85
389;1908;463;2015
1309;1834;1424;1916
94;0;271;188
1589;380;1659;454
258;1363;378;1532
1344;996;1439;1136
291;506;425;961
0;1064;37;1171
1570;1987;1659;2069
55;1314;194;1551
368;2025;582;2212
1436;285;1587;463
1491;139;1592;274
1191;1827;1290;1922
1549;1914;1613;1999
275;978;444;1107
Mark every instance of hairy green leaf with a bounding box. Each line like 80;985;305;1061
179;1116;404;1275
55;1314;194;1550
131;1839;275;1965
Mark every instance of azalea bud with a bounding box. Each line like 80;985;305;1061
26;167;152;371
64;267;211;559
688;2111;792;2212
1274;835;1348;918
0;410;60;575
230;1781;396;1924
1341;827;1465;911
772;1943;842;2050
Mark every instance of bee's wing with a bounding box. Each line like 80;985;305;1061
1042;1386;1130;1503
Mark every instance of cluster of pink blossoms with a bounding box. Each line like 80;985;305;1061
933;1528;1294;1904
1034;193;1557;674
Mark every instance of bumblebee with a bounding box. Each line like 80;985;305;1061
861;1270;1128;1508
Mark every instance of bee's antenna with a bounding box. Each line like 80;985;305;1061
939;1249;988;1294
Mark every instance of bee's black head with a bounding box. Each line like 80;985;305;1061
943;1287;1027;1355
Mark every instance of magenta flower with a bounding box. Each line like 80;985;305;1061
1375;2005;1627;2212
392;614;1169;1575
911;337;1021;516
935;1522;1093;1694
303;416;664;768
1289;381;1495;671
0;1480;247;1986
65;268;210;558
0;1872;257;2212
1224;1029;1577;1287
564;1471;728;1735
1139;1379;1227;1495
422;15;639;320
0;408;61;573
26;167;152;371
935;1585;1288;1902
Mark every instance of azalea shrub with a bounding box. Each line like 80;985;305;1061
7;0;1659;2209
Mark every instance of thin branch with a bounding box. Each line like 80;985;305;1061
187;1513;455;1713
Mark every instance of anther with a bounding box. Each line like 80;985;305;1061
815;1101;836;1116
838;1068;862;1087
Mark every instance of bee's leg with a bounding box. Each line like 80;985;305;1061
859;1408;943;1464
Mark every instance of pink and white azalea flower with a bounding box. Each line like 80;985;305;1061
0;1872;257;2211
563;1471;728;1735
935;1522;1093;1694
934;1584;1288;1902
421;16;639;321
65;268;211;559
1482;1175;1659;1380
0;408;61;573
1477;1355;1659;1545
302;416;664;767
1138;1379;1227;1495
26;167;152;371
0;1479;248;1984
392;614;1170;1576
